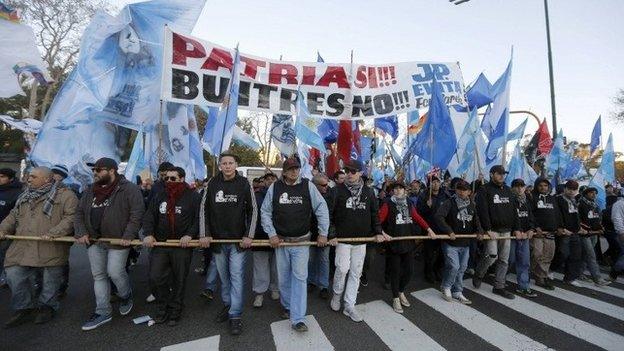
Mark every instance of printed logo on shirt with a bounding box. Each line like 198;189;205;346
588;210;600;219
279;192;303;205
517;209;529;218
91;198;110;208
537;199;554;209
457;208;473;228
568;205;578;214
492;194;510;204
0;200;5;206
159;202;182;214
345;196;366;210
395;212;413;225
215;190;238;203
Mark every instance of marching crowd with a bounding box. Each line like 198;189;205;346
0;153;623;337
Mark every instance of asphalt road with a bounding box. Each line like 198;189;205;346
1;244;623;351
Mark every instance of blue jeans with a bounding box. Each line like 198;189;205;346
204;255;219;291
579;236;602;281
87;244;131;316
214;244;247;319
6;265;64;311
276;245;309;325
441;244;469;294
308;246;329;289
511;239;531;290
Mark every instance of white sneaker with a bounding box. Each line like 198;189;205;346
145;294;155;303
392;298;403;314
399;292;411;307
442;288;453;302
567;280;581;287
594;279;611;287
253;294;264;308
343;306;363;322
547;272;554;280
453;293;472;305
270;291;280;300
330;294;341;312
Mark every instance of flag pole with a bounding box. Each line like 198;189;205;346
158;99;164;166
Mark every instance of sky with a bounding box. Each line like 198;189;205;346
111;0;624;151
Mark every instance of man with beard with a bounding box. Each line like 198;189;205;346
329;159;381;323
472;165;517;299
578;187;610;286
417;175;448;283
308;174;334;300
75;158;144;331
261;157;329;332
555;180;585;286
252;173;280;308
0;167;77;327
199;152;257;336
142;167;199;326
530;177;560;290
0;168;22;288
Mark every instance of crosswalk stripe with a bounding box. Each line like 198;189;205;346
551;272;624;299
270;315;334;351
160;335;220;351
357;300;445;351
464;280;624;351
507;273;624;321
412;289;551;351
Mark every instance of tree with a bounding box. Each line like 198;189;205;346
611;88;624;124
8;0;112;119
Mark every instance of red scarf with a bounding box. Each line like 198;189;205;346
93;177;120;205
165;182;188;235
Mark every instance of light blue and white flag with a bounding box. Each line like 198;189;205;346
295;89;326;153
270;114;296;156
232;125;261;151
590;116;601;156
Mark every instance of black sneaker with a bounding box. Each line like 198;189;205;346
292;322;308;332
319;288;330;300
200;289;214;301
360;275;368;287
215;306;229;323
535;279;555;291
307;283;316;292
610;268;619;282
3;309;34;329
153;312;169;324
280;308;290;319
229;318;242;335
472;276;482;289
492;288;515;299
34;306;54;324
515;288;538;298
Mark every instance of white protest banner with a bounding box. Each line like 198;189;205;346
161;27;467;120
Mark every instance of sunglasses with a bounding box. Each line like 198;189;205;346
92;167;108;173
165;177;179;182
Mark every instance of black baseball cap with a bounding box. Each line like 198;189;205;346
489;165;508;175
343;159;363;172
93;157;118;170
282;157;301;171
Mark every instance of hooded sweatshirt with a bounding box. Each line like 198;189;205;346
531;178;561;237
557;193;581;233
475;180;517;232
0;178;23;223
578;195;602;232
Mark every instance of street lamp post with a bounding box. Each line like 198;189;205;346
543;0;557;138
